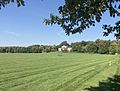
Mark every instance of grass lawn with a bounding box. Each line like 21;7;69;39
0;53;119;91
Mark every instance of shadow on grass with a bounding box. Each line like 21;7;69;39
85;75;120;91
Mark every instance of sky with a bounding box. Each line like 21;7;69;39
0;0;119;46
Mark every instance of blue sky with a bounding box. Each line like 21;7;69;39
0;0;119;46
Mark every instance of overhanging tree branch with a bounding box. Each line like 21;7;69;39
44;0;120;39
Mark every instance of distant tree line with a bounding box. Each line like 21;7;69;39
71;39;120;54
0;39;120;54
0;45;57;53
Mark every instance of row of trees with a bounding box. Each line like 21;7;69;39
0;39;119;54
0;45;57;53
71;39;120;54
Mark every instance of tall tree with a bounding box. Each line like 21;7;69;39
71;42;82;52
86;42;98;53
95;39;110;54
109;41;118;54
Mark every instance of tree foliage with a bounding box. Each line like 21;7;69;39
0;0;120;38
109;41;118;54
71;39;120;54
44;0;120;39
95;39;110;54
0;0;25;9
0;45;57;53
86;42;98;53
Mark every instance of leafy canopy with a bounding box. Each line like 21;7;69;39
0;0;120;39
44;0;120;39
0;0;24;9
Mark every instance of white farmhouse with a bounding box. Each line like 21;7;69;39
58;45;72;52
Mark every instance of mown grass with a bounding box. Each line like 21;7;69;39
0;53;119;91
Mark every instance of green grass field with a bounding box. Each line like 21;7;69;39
0;53;119;91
